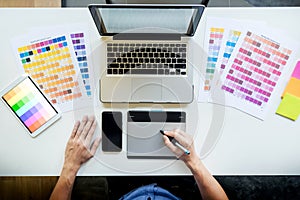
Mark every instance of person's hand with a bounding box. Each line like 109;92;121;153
50;116;101;200
164;129;229;200
63;115;101;173
163;129;200;170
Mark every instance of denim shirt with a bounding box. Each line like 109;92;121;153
119;183;181;200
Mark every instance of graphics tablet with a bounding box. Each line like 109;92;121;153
0;74;61;137
127;110;186;159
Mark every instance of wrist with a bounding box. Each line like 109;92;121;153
61;162;80;181
185;155;203;174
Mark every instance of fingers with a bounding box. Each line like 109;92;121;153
84;118;97;145
163;135;177;152
81;115;95;140
90;137;101;156
71;120;80;139
73;115;100;153
74;115;88;139
164;129;189;146
163;129;193;158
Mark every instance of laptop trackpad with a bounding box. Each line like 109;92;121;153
131;78;162;102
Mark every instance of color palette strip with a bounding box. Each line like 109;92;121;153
70;32;92;97
221;31;292;108
204;27;224;91
17;35;83;105
2;78;57;133
219;30;241;74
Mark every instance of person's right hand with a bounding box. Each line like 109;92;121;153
163;129;200;170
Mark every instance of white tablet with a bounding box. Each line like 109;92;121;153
0;74;61;137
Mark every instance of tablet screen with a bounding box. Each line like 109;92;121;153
1;75;60;135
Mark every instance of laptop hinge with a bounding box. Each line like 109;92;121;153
113;33;181;41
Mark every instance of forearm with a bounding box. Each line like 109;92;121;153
50;165;79;200
187;157;228;200
50;115;99;200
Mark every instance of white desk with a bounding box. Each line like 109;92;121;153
0;7;300;176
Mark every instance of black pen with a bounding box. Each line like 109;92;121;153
160;130;190;155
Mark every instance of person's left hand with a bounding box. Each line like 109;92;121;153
63;115;101;173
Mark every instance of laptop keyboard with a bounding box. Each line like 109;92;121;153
106;42;187;75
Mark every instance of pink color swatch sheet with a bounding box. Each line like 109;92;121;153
213;27;298;120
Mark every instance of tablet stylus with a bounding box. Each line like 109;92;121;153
160;130;190;155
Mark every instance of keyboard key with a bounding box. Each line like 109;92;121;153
175;64;186;69
130;69;157;74
107;53;114;57
179;48;186;52
158;69;164;74
124;69;130;74
113;69;118;74
107;58;115;63
108;63;119;68
177;59;186;63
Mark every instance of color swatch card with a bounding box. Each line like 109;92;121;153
199;17;253;102
12;31;88;112
204;26;224;91
30;24;94;99
202;17;226;93
0;75;61;137
70;32;93;97
213;27;298;120
217;29;241;75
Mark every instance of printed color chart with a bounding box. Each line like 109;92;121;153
204;27;224;91
17;35;82;106
219;30;241;74
2;77;58;133
70;32;92;97
221;31;292;109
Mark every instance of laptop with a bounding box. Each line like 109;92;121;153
126;110;186;158
88;4;205;103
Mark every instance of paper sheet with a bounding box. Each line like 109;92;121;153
11;26;93;112
198;17;264;102
212;26;299;120
198;17;226;102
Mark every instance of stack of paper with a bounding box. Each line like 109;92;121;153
11;25;94;113
199;17;299;120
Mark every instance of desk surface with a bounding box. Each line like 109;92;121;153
0;7;300;176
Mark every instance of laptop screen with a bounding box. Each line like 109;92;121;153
89;4;205;36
